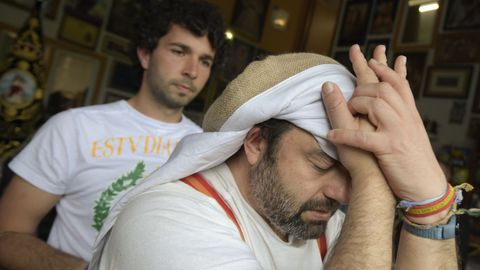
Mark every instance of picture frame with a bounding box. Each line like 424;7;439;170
44;46;106;111
337;0;371;47
423;66;473;99
394;51;428;98
101;34;132;63
0;0;60;20
435;33;480;63
222;38;255;81
394;0;441;49
106;0;141;40
472;70;480;113
107;60;141;94
231;0;270;42
368;0;398;35
443;0;480;31
58;14;100;49
63;0;107;26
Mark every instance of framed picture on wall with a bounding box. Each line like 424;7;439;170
0;0;61;20
44;46;105;111
435;33;480;63
368;0;398;35
394;51;427;98
101;34;132;62
58;14;100;49
231;0;270;42
394;0;441;49
443;0;480;31
63;0;107;26
423;66;473;99
337;0;371;47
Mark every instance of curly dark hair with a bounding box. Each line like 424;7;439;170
133;0;227;66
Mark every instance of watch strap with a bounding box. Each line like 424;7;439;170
402;215;457;240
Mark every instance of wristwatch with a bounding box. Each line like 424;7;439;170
402;215;457;240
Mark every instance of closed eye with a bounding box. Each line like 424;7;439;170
307;150;335;174
311;162;333;174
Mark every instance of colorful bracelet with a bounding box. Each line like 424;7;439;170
404;184;455;218
398;183;480;220
397;184;449;209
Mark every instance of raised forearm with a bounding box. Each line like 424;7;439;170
325;172;396;269
395;207;458;269
396;228;457;269
0;231;88;270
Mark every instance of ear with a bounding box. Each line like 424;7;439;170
137;47;151;70
244;127;267;166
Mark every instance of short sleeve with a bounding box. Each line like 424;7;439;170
9;110;79;194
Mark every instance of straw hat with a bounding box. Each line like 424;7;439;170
203;53;340;132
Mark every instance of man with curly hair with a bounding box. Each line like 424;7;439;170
0;0;226;269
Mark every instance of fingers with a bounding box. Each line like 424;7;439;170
394;55;407;79
327;128;387;154
322;82;354;129
348;96;400;128
349;44;379;85
351;83;406;116
368;59;415;104
373;45;388;66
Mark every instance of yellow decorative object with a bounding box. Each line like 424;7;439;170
0;1;45;161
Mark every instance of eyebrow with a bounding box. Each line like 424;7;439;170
169;42;214;62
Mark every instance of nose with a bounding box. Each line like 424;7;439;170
322;166;351;204
182;56;198;80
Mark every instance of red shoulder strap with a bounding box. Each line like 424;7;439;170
180;173;327;261
317;234;327;261
181;173;245;240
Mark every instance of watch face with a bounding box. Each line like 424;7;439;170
0;69;37;108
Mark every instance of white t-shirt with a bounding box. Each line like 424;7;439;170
96;163;344;270
9;100;202;261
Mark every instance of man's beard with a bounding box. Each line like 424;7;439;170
248;150;340;240
147;70;197;109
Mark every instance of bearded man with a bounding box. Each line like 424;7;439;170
90;46;458;269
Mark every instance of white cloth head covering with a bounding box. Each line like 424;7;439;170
90;53;355;266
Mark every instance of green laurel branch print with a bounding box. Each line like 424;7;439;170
92;161;145;231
